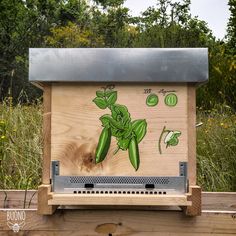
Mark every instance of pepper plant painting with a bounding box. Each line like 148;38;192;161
93;87;147;171
158;126;182;154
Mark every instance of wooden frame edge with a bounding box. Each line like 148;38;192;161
181;185;202;216
38;185;58;215
42;84;52;184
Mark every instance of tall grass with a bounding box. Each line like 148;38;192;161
0;99;235;191
197;105;236;191
0;98;42;189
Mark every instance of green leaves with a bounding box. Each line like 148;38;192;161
96;91;105;97
164;131;181;147
94;88;147;171
131;119;147;143
117;137;131;150
107;91;117;105
93;97;107;109
93;90;118;109
111;104;131;126
100;114;124;130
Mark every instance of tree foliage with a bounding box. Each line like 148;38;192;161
226;0;236;54
0;0;235;109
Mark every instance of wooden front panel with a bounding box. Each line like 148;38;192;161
51;83;188;176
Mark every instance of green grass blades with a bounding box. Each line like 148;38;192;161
197;105;236;191
0;98;42;189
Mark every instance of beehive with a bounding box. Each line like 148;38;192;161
29;48;208;215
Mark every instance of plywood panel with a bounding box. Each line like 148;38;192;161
51;83;188;176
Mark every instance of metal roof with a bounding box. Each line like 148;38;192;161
29;48;208;83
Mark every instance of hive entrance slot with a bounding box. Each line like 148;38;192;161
145;184;155;189
84;183;94;189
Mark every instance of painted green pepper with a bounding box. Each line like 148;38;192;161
95;127;111;164
146;94;159;107
128;137;140;171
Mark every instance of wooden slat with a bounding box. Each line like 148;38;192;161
0;190;37;209
202;192;236;211
42;85;52;184
0;209;236;235
48;193;191;206
1;191;236;211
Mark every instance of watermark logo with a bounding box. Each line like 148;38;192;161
6;210;26;233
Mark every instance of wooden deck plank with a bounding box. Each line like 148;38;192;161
0;209;236;235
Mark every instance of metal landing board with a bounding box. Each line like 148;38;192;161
51;161;188;195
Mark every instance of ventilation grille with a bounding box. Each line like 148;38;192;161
69;176;170;185
72;190;168;195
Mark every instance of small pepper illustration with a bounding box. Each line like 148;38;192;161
146;94;159;107
95;127;112;164
158;126;181;154
128;136;140;171
164;130;181;147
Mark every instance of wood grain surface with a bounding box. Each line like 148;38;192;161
187;85;196;185
42;85;52;184
1;190;236;235
51;83;188;177
0;208;235;235
48;193;191;206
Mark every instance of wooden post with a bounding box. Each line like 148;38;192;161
183;186;202;216
38;85;55;214
42;85;51;184
38;185;57;215
187;84;196;185
185;86;201;216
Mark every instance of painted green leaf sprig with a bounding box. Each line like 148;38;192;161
164;131;181;147
158;126;181;154
93;88;147;171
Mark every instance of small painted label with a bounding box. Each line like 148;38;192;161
144;88;152;94
164;93;178;107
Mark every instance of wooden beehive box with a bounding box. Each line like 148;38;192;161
29;48;208;215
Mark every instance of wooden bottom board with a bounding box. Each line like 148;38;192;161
48;193;191;206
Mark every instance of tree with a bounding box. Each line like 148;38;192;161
226;0;236;53
132;0;214;48
45;22;104;47
0;0;91;102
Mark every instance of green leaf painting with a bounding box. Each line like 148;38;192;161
92;97;107;109
107;91;117;105
131;120;147;143
93;87;147;171
158;126;182;154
